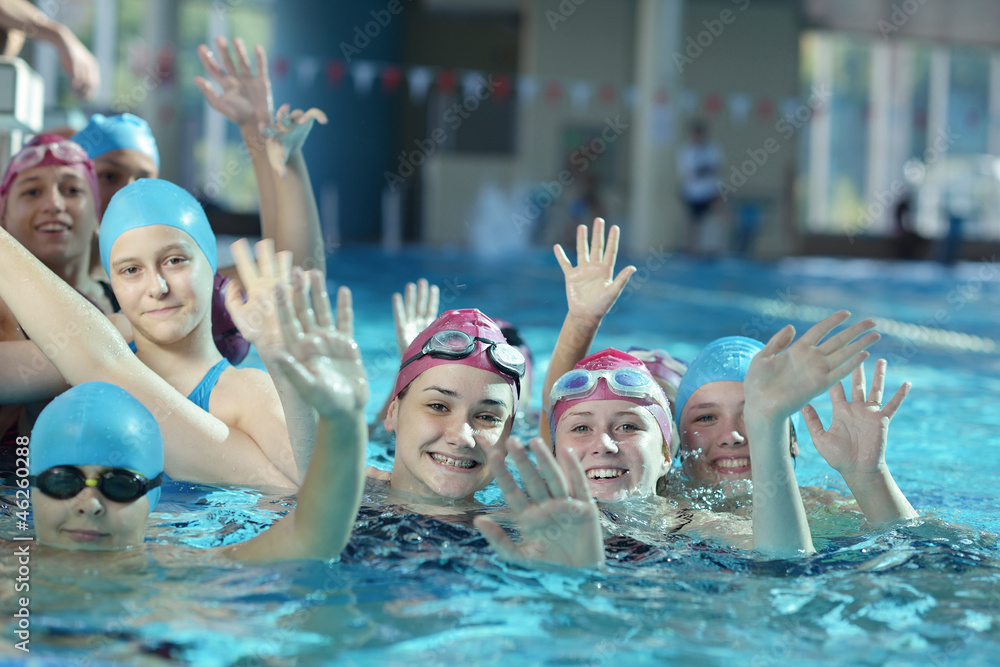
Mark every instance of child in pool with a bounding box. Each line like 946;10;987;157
380;308;525;508
0;179;341;487
15;272;366;558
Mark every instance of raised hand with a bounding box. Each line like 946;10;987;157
554;219;636;325
273;274;368;418
803;359;911;476
225;238;292;353
392;278;440;355
474;437;605;569
194;36;273;130
744;310;880;422
263;104;328;176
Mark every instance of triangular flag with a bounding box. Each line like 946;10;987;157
517;75;538;104
727;93;750;126
679;89;697;114
407;66;432;103
351;61;377;95
381;64;403;94
297;57;319;87
463;71;487;98
570;80;593;112
544;79;563;105
326;59;346;86
755;95;775;120
437;69;457;94
598;82;617;105
491;73;512;102
625;84;639;110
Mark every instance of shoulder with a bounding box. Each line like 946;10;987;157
212;367;280;411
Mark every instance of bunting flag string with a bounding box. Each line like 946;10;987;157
268;53;795;125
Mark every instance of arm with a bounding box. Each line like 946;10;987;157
474;437;605;569
0;226;293;488
0;0;98;98
195;37;326;275
222;281;368;561
802;359;917;524
743;311;879;557
539;219;636;444
373;279;440;425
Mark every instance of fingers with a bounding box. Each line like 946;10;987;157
881;381;911;420
290;268;317;332
798;310;851;347
824;333;879;374
311;271;335;330
817;318;876;356
800;404;826;441
528;437;569;499
589;218;605;263
254;44;269;81
404;281;417;321
485;441;528;513
196;44;227;83
253;239;278;279
214;35;240;77
233;37;253;76
829;379;847;407
603;222;620;269
869;358;887;406
553;244;573;274
335;286;354;337
761;324;796;358
610;265;637;297
557;446;592;501
575;224;589;262
274;276;305;349
473;516;523;563
300;108;329;125
850;363;867;404
193;76;224;108
508;437;551;502
229;239;259;284
223;276;245;315
427;284;440;320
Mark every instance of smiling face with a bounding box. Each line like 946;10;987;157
1;165;98;268
677;380;751;484
554;398;669;502
93;149;159;218
384;364;514;503
109;225;214;346
32;465;148;550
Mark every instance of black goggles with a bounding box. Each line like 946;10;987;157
30;466;162;503
399;330;526;396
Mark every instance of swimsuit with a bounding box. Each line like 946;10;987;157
186;359;232;412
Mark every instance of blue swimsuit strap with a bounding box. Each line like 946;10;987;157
187;358;232;411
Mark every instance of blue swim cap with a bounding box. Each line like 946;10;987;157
674;336;765;426
100;179;217;274
73;113;160;169
29;382;164;511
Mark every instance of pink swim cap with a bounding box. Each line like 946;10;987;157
392;308;521;416
549;348;675;456
0;135;100;220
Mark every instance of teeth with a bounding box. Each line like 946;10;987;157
715;458;750;469
587;468;626;480
38;223;69;232
430;453;477;469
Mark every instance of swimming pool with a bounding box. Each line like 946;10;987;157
3;247;1000;666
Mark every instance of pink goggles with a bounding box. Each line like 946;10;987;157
0;139;99;216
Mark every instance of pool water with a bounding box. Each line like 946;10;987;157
3;248;1000;666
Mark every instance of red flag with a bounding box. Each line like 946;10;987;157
382;65;402;94
326;60;346;86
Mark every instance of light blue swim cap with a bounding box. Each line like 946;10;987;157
674;336;765;426
100;179;217;275
73;113;160;169
29;382;164;510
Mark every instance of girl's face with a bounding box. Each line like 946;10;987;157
32;465;148;550
554;398;669;502
678;380;751;484
109;225;214;346
1;165;97;268
384;364;514;503
93;149;159;218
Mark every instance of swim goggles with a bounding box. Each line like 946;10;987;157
551;367;661;404
8;140;90;173
30;466;162;503
399;330;526;396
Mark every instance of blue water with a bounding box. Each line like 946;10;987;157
3;249;1000;666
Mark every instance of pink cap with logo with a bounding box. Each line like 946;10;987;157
0;134;100;219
